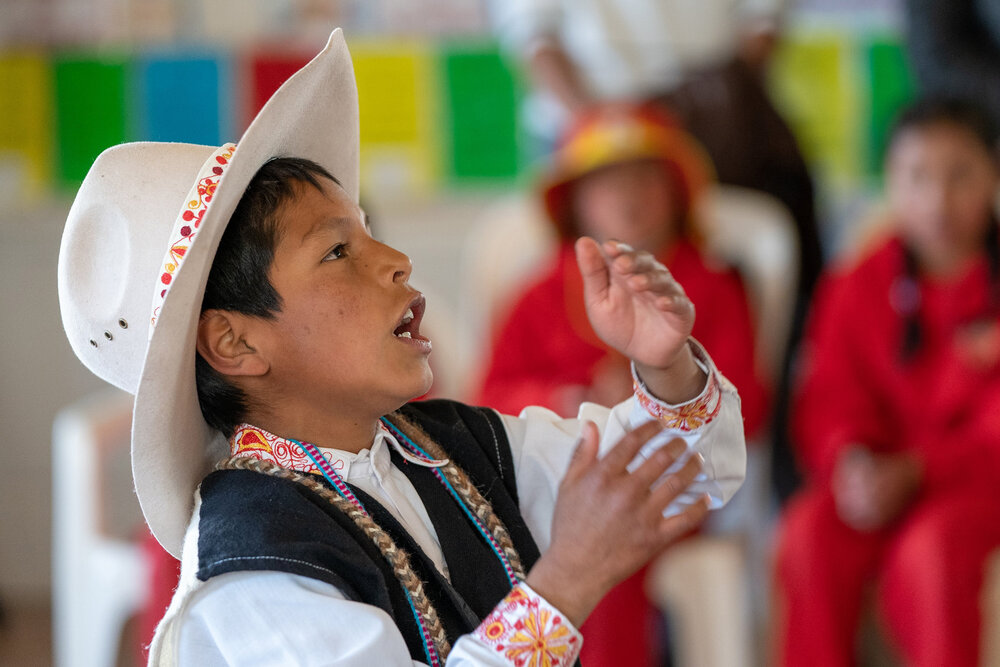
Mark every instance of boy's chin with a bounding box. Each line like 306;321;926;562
397;366;435;404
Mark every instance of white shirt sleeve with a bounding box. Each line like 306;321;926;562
501;338;746;553
175;571;582;666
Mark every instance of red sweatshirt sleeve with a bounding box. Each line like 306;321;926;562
911;363;1000;494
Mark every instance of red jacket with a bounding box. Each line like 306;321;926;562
477;240;768;438
793;236;1000;493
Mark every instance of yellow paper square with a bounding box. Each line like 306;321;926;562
351;40;440;195
0;53;53;196
770;32;861;188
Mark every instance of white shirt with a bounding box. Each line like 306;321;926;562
153;351;745;666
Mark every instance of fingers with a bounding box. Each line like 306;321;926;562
628;274;693;316
655;494;710;543
611;249;664;276
601;419;665;472
575;236;610;300
602;240;690;304
564;420;600;483
646;452;704;516
630;437;688;488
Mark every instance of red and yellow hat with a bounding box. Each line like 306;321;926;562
541;104;715;238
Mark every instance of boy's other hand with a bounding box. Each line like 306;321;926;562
525;419;709;627
576;237;705;404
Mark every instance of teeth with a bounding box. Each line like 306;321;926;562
397;331;412;339
402;308;414;324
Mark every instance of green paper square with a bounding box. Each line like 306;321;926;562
867;39;917;175
54;54;130;188
442;45;520;182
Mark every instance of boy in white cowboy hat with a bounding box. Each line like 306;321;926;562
58;30;746;666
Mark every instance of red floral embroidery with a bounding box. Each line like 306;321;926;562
633;340;722;431
149;143;237;333
230;424;346;476
474;584;581;667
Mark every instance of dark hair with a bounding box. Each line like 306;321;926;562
888;96;1000;156
195;157;339;435
887;96;1000;361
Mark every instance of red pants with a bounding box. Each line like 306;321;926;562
580;564;661;667
775;489;1000;667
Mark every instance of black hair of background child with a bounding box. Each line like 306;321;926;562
195;157;341;435
887;96;1000;362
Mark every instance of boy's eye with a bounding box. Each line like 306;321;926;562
324;243;349;261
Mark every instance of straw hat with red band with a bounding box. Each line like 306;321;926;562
541;104;715;239
57;29;359;558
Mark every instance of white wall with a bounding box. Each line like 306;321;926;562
0;199;108;600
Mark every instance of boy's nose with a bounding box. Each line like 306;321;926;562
377;241;412;284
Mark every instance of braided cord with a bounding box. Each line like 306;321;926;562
216;456;450;664
294;437;367;512
381;415;527;583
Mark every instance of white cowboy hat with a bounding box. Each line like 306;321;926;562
58;29;360;557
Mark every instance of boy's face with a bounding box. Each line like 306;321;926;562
887;121;999;273
247;177;432;422
571;159;680;253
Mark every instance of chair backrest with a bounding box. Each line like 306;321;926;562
697;186;799;383
52;388;148;667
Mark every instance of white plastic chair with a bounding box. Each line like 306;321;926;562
53;388;148;667
646;536;753;667
697;186;799;382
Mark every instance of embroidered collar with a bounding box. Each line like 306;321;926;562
229;422;448;477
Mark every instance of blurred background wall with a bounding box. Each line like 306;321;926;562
0;0;910;607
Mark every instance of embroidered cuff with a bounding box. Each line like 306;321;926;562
472;582;582;667
632;338;722;432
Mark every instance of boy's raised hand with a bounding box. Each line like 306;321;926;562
525;419;710;627
575;237;694;373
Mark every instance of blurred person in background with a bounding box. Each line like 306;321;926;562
477;105;768;667
774;97;1000;667
490;0;821;507
490;0;822;305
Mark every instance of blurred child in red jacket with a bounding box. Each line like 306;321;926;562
477;105;767;667
776;97;1000;667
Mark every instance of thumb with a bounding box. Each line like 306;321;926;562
565;420;600;482
575;236;610;302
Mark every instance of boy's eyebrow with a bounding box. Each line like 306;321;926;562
300;217;353;246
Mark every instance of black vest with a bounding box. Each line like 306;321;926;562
195;399;542;663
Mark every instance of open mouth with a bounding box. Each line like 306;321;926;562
393;294;428;342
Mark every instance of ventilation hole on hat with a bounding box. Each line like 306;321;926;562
89;339;98;348
104;331;113;341
118;318;128;329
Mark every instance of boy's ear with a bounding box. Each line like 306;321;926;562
196;310;270;377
